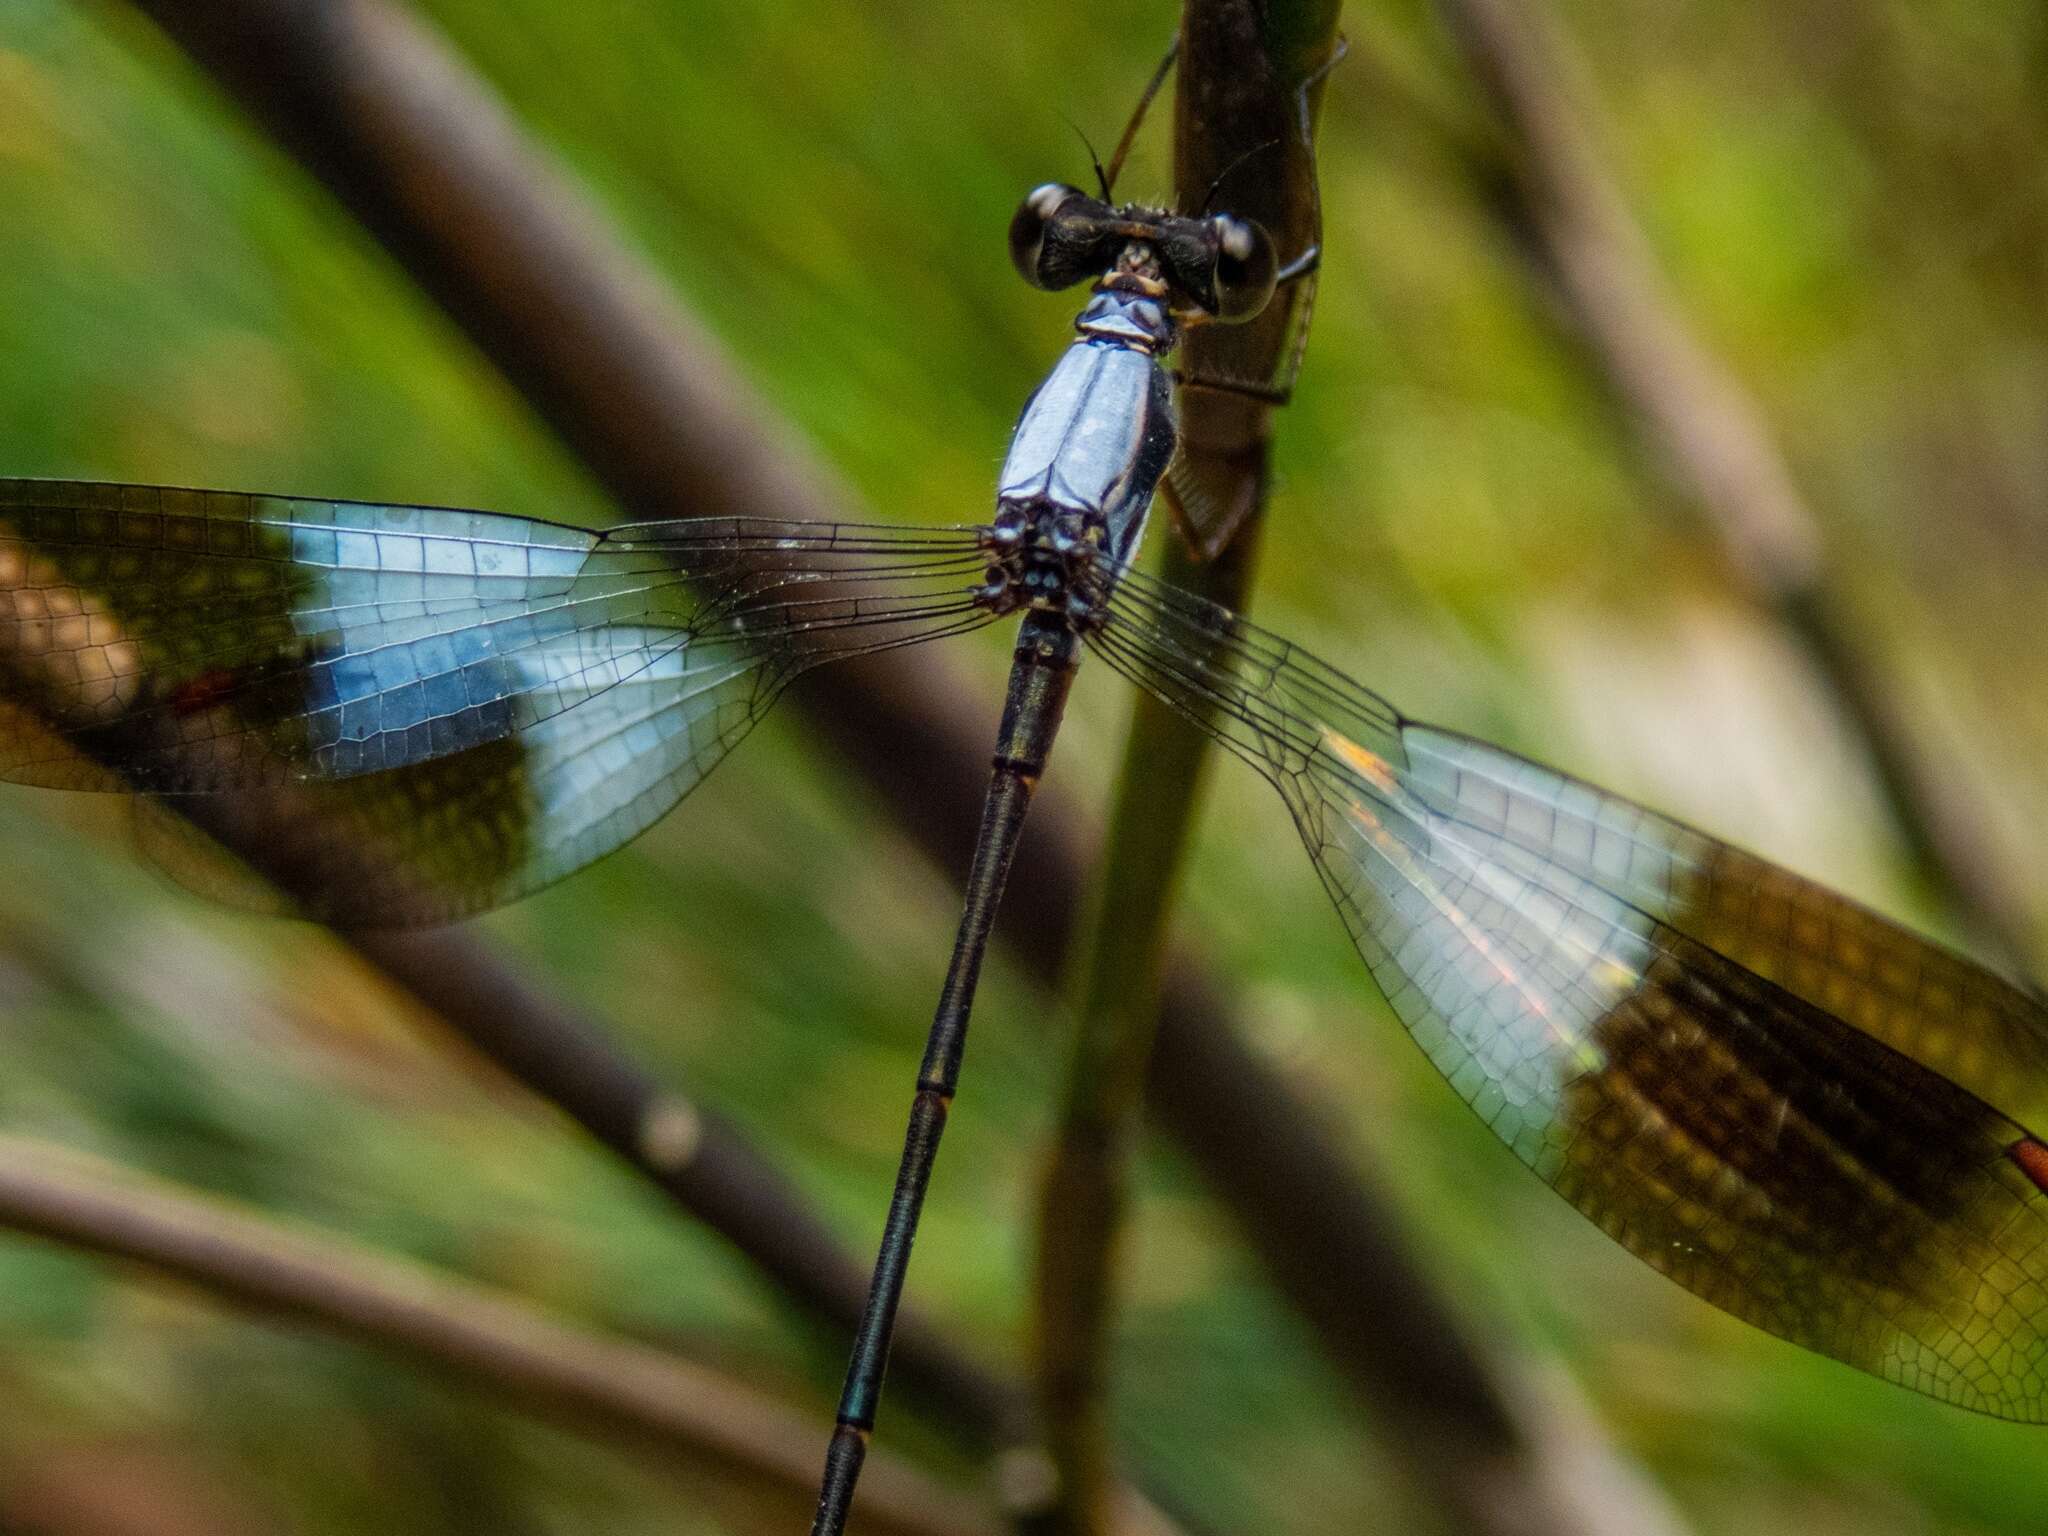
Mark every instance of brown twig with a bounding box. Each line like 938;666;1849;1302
2;1442;285;1536
122;0;1030;1473
350;931;1021;1432
1432;0;2039;978
102;1;1676;1529
0;1133;994;1536
1032;523;1271;1536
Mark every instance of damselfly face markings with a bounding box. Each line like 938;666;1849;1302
1008;183;1278;325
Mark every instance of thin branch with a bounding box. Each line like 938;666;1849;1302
1032;4;1334;1529
1038;7;1689;1534
353;930;1021;1438
100;2;1677;1530
2;1443;285;1536
1033;524;1269;1536
0;1133;994;1536
1432;0;2039;977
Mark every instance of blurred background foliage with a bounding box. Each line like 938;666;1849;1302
0;0;2044;1531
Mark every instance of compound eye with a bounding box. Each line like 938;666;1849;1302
1009;182;1091;290
1208;214;1277;322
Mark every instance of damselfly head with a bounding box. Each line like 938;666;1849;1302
1007;183;1277;324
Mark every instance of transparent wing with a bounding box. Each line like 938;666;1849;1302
0;480;992;924
1091;565;2048;1422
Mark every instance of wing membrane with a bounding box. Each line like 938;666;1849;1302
1092;566;2048;1420
0;480;991;922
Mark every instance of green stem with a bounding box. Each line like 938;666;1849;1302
1028;2;1339;1524
1031;528;1262;1530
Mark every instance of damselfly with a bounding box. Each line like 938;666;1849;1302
3;84;2047;1536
